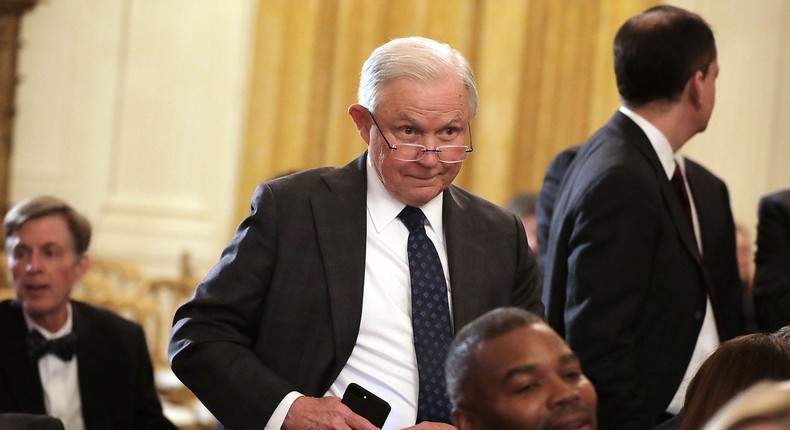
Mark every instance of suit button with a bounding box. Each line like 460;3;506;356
694;311;703;319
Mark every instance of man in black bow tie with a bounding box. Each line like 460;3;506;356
0;196;175;430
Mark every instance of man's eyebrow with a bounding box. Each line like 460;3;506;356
11;241;60;251
502;364;538;382
393;113;465;126
502;353;580;382
560;353;580;366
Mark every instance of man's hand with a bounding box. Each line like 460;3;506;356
282;396;379;430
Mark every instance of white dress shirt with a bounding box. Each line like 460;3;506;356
24;303;85;430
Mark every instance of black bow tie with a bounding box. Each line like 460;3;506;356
26;330;77;361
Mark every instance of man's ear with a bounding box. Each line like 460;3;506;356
74;254;90;281
453;407;479;430
348;104;373;145
687;70;705;109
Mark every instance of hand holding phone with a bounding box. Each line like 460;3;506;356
341;383;391;428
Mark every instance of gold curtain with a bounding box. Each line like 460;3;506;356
236;0;658;225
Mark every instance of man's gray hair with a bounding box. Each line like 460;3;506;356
357;36;478;118
445;307;544;408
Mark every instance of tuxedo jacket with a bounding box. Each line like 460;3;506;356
753;188;790;331
169;152;544;430
0;300;175;430
543;112;744;429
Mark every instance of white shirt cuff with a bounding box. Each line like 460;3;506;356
264;391;303;430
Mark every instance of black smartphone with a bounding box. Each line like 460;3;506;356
341;383;391;428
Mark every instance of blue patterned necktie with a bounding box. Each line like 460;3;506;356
398;205;453;424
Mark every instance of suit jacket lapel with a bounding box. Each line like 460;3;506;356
614;113;702;264
443;187;485;333
313;153;368;369
73;302;113;428
0;302;46;413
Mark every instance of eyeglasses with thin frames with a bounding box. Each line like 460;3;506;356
366;109;473;163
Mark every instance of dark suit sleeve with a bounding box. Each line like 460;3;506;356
169;183;296;430
753;192;790;331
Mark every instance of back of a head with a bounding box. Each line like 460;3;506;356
3;195;92;256
703;381;790;430
357;36;478;117
614;5;716;107
679;334;790;430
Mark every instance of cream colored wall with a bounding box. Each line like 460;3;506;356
669;0;790;243
10;0;789;276
11;0;256;276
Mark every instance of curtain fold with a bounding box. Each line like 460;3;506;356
236;0;658;225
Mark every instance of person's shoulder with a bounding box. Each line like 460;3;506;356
263;166;335;189
684;157;728;188
0;299;23;319
762;188;790;206
71;300;143;333
0;299;19;311
448;186;515;223
684;157;719;177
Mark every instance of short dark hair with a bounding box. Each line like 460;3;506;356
3;195;92;256
445;307;543;408
679;333;790;430
614;5;716;107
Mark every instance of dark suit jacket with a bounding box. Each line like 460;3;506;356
0;413;64;430
536;145;579;274
543;112;744;429
169;152;544;430
753;188;790;331
0;300;175;430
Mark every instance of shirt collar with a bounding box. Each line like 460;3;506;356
24;302;74;338
620;106;677;180
366;154;445;240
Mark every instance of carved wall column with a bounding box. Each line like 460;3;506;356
0;0;36;216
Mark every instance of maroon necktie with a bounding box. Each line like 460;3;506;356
671;163;694;228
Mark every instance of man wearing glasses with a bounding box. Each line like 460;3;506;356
170;37;543;430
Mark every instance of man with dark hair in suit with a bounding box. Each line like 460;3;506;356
754;188;790;331
169;36;544;430
542;5;744;429
0;196;175;430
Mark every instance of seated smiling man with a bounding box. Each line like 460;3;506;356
445;308;597;430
